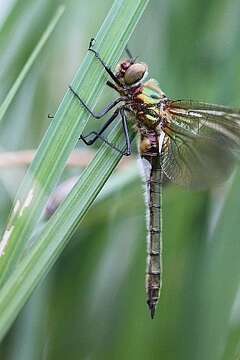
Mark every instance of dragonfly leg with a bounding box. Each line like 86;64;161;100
80;109;119;144
106;80;120;92
82;132;127;156
80;108;131;156
88;38;122;86
69;86;124;119
120;108;131;156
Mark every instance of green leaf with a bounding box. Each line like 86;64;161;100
0;5;65;125
0;0;149;339
0;122;134;341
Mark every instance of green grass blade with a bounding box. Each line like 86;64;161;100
0;121;132;340
0;5;65;125
0;0;149;322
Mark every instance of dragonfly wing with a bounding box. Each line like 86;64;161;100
161;100;240;189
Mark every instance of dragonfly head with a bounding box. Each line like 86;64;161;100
116;60;148;87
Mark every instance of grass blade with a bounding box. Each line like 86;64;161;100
0;0;149;336
0;122;131;340
0;5;65;124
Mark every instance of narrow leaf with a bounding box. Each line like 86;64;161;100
0;123;131;340
0;0;149;286
0;5;65;124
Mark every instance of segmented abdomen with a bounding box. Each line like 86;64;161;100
140;131;162;319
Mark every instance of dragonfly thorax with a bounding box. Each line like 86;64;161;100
128;80;167;130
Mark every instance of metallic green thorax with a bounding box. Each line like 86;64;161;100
135;79;165;128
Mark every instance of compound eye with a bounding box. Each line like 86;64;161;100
124;63;147;85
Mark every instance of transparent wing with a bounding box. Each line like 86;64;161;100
160;100;240;189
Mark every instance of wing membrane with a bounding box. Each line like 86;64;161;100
161;100;240;189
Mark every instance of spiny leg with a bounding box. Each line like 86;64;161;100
69;86;124;119
88;38;122;86
46;112;117;148
106;80;120;93
105;47;135;92
120;108;131;156
81;109;132;156
81;109;119;145
89;37;134;65
83;133;129;156
80;109;130;156
48;89;123;119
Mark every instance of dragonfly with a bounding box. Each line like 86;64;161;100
69;38;240;319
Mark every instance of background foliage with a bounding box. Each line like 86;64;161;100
0;0;240;359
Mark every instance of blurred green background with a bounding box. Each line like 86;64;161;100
1;0;240;359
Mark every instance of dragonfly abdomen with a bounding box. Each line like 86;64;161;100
146;155;162;319
140;132;162;319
